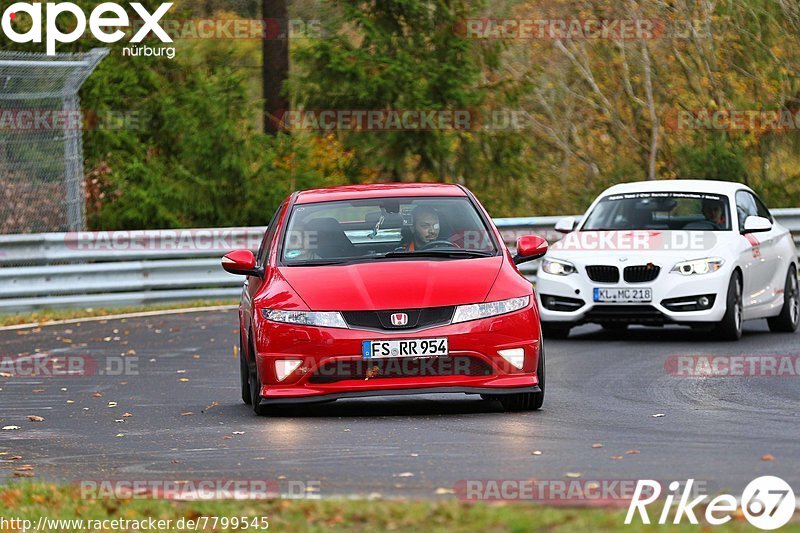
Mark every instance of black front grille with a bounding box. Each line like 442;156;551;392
623;265;661;283
584;305;666;324
586;265;620;283
308;356;493;384
341;306;455;331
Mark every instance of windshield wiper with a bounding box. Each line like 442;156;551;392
285;259;354;266
380;249;495;259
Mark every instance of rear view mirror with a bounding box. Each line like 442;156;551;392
222;249;261;276
554;217;576;234
742;216;772;234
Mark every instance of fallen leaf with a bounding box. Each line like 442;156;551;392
15;465;33;471
565;472;582;478
92;392;103;398
222;435;232;440
652;413;666;418
610;455;624;460
122;413;133;418
107;402;117;408
232;431;245;435
192;355;200;360
761;454;775;461
591;443;603;449
202;401;219;412
115;419;124;423
66;400;74;404
410;453;419;457
531;451;542;456
13;472;34;477
625;449;640;455
32;389;45;393
115;433;125;437
180;412;194;417
397;472;414;478
8;456;23;461
176;370;187;374
26;416;44;422
178;378;189;383
435;487;455;495
2;426;21;431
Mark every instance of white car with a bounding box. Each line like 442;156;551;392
537;180;799;340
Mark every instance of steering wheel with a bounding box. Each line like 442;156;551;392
419;239;460;250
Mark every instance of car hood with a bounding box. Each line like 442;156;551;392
547;230;736;264
278;257;504;311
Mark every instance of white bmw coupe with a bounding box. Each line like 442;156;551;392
537;180;799;340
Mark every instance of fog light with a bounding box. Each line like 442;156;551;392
698;296;710;308
275;359;302;381
498;348;525;370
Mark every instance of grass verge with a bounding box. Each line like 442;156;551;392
0;300;238;328
0;483;796;532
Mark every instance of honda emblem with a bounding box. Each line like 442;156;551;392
390;313;409;326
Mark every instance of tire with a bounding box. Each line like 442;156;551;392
768;265;799;333
240;336;252;405
483;343;545;412
714;272;743;341
601;323;628;331
541;323;571;339
248;341;269;416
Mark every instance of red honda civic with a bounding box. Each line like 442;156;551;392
222;183;548;415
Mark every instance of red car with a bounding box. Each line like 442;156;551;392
222;183;548;415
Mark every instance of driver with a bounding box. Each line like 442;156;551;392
702;198;726;227
406;206;441;251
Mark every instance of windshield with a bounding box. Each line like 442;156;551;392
281;196;498;265
581;192;732;231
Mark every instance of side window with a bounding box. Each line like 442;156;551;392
257;203;285;266
735;191;758;232
752;194;773;222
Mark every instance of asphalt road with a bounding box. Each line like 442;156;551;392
1;309;798;500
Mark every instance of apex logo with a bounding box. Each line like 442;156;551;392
1;2;173;55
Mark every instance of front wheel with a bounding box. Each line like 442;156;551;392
240;336;251;405
768;265;799;333
714;272;743;341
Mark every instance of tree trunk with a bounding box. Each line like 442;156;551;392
263;0;289;135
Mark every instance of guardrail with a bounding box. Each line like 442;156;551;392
1;210;798;312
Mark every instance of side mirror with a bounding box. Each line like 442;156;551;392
222;249;262;277
554;217;576;234
742;216;772;234
513;235;548;265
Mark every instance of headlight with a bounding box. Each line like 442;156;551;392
261;309;349;328
452;296;530;324
671;257;725;276
541;258;577;276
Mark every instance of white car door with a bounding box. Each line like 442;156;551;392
735;190;781;315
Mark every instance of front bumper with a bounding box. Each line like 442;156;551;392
537;266;730;325
252;306;541;403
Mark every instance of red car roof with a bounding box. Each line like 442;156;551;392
294;182;466;204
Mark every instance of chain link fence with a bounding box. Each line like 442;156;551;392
0;48;108;234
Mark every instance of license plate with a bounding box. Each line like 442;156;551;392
593;287;652;303
362;338;448;359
